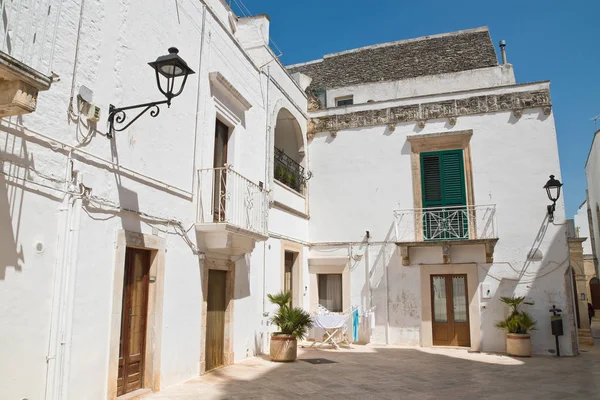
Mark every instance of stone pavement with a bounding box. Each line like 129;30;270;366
148;330;600;399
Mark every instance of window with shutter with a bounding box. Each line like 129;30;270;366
420;150;468;240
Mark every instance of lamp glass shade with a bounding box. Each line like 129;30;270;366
543;175;563;202
159;64;184;77
148;47;195;79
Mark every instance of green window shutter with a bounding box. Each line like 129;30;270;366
420;150;468;240
421;153;443;208
420;150;466;208
440;150;466;207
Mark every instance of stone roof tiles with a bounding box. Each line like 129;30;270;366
287;27;498;90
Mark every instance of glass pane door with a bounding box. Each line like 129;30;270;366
452;276;468;323
432;276;447;322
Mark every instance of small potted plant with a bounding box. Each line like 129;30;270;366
268;291;313;362
274;164;284;182
289;174;298;190
281;170;291;185
495;296;537;357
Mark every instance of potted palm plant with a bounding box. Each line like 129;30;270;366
268;291;313;362
495;296;537;357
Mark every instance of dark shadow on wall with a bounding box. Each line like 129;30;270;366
0;172;24;279
109;133;142;235
478;213;574;355
0;119;62;279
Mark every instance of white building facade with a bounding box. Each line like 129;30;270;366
290;28;576;353
0;2;576;400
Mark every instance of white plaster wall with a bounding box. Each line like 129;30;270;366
586;133;600;264
0;148;62;398
308;102;572;354
0;0;309;398
574;200;593;255
326;65;516;107
273;182;306;214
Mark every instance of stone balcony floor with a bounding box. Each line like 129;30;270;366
148;323;600;400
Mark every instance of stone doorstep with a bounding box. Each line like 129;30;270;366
116;388;153;400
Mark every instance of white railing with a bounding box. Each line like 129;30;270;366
393;205;497;242
1;0;59;75
197;166;268;236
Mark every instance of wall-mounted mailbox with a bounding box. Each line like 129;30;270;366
551;317;563;336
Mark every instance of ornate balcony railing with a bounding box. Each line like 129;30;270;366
1;0;58;76
393;205;497;242
197;166;268;236
274;147;304;194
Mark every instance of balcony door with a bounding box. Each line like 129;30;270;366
213;119;229;222
431;275;470;347
420;150;468;240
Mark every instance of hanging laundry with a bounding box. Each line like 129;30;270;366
353;307;359;342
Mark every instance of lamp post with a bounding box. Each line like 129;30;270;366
543;174;563;222
107;47;195;139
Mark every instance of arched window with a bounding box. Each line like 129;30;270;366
273;108;304;194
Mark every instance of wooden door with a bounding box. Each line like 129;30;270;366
213;119;229;222
117;248;151;395
431;274;470;347
284;251;294;305
591;278;600;309
206;269;227;371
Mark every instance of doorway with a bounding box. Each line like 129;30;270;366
284;251;296;305
117;248;151;396
205;269;228;371
213;119;229;222
431;274;470;347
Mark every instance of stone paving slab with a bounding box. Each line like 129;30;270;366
147;339;600;400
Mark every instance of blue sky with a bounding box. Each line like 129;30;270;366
233;0;599;217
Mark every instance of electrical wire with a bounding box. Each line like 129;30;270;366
82;193;201;254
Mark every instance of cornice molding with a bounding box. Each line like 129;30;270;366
307;89;551;139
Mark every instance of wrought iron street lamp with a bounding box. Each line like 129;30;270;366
544;174;563;222
107;47;195;139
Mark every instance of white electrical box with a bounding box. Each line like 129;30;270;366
481;283;492;299
86;104;101;122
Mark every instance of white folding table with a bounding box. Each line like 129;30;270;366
311;314;348;350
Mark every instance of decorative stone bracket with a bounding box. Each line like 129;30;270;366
397;238;499;266
0;51;52;117
307;88;551;138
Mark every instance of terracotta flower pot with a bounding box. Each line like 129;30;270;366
270;333;297;362
506;333;532;357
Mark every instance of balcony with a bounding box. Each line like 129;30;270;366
274;147;304;194
393;205;498;265
0;0;55;117
196;166;268;256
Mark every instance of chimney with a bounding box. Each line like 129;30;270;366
499;40;507;65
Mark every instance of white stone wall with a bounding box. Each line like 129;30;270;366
574;200;593;255
0;0;309;398
325;64;516;108
308;80;573;354
586;132;600;264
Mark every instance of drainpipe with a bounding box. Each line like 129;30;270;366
57;188;83;399
44;194;72;400
191;4;207;195
45;159;84;400
383;243;390;345
262;65;271;316
364;235;372;343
